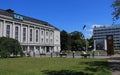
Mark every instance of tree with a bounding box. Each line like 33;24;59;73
88;36;94;51
60;30;87;51
70;31;84;40
0;37;23;58
70;31;85;51
112;0;120;23
60;30;71;51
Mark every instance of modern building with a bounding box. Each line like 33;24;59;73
93;25;120;50
0;9;61;55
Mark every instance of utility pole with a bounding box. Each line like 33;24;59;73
83;25;87;52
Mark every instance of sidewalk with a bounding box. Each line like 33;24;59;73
107;55;120;75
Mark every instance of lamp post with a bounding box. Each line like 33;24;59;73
85;38;87;52
72;51;75;58
83;25;87;52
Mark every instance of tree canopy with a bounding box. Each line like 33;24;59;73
60;30;92;51
70;31;85;51
60;30;71;51
0;37;23;58
112;0;120;23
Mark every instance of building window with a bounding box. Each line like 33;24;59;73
46;39;48;43
15;26;19;40
30;29;32;42
0;22;1;29
6;25;10;38
36;30;38;42
41;31;44;35
0;22;1;36
56;36;58;42
41;38;43;43
23;28;26;42
22;46;27;51
46;32;48;36
50;32;53;36
50;39;53;43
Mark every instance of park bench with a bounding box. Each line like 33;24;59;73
59;53;67;57
81;51;90;58
81;54;90;58
40;53;46;56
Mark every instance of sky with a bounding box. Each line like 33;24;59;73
0;0;115;38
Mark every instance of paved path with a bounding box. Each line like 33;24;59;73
107;55;120;75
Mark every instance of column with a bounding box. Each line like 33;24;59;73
3;20;6;37
49;47;51;53
18;24;22;42
12;22;15;39
33;27;35;43
11;22;14;38
94;40;96;51
44;29;46;44
27;25;29;43
48;30;50;45
0;21;2;37
104;39;107;50
44;47;46;53
39;28;41;44
27;46;30;56
39;46;41;53
20;24;23;42
27;46;30;52
33;46;35;57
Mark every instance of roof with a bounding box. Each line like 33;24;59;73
0;9;60;30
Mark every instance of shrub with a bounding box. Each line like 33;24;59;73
0;37;23;58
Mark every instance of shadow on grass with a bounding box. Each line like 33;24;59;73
80;61;110;73
107;56;120;71
42;70;93;75
83;61;109;67
108;62;120;71
108;57;120;60
42;61;111;75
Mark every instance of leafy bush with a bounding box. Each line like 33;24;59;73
0;37;23;58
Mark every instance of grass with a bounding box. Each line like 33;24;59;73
0;57;111;75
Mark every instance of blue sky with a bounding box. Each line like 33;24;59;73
0;0;114;38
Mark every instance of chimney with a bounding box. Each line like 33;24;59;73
6;9;14;13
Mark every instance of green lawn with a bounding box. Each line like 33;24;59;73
0;57;111;75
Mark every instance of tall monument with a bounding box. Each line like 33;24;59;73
106;35;114;55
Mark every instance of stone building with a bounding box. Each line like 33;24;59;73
0;9;61;56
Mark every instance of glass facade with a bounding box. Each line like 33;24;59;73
93;25;120;50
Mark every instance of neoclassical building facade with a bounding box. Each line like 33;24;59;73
0;9;61;55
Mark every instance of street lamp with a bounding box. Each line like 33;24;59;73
83;25;87;52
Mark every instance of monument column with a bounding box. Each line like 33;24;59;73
94;40;96;51
106;35;114;55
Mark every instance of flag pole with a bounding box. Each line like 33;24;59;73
83;25;87;52
85;37;87;52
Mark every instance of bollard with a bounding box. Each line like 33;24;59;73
51;52;53;58
73;51;75;58
92;51;95;58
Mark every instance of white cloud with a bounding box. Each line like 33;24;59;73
85;24;107;38
84;24;110;38
87;29;93;32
